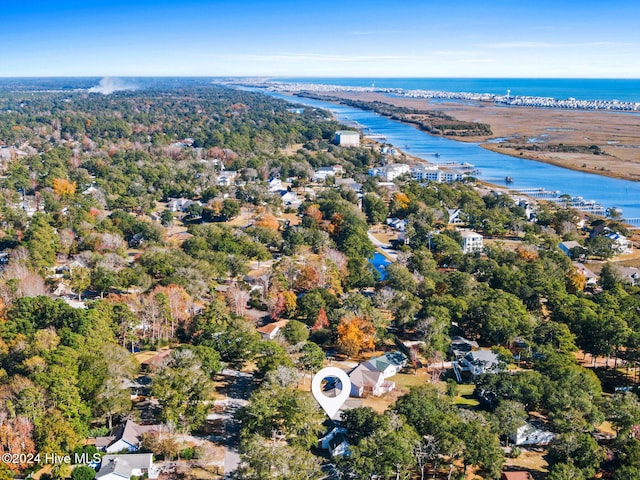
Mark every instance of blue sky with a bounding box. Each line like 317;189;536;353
1;0;639;78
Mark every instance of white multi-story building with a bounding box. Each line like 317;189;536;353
460;230;483;254
410;164;467;183
334;130;360;147
410;163;440;182
368;163;411;181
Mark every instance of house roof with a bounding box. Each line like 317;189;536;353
140;349;172;369
559;240;581;250
257;320;289;336
464;350;499;366
97;420;162;451
349;363;384;388
451;336;479;349
97;453;153;479
329;432;349;450
365;351;407;372
459;230;482;239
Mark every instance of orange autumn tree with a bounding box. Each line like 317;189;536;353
312;307;329;332
52;178;76;198
336;315;376;358
254;212;280;231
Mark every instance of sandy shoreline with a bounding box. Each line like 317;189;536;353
287;90;640;183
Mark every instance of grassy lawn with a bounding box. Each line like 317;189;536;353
390;371;431;389
504;449;549;478
432;382;480;407
453;384;480;407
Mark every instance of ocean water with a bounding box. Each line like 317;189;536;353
274;77;640;103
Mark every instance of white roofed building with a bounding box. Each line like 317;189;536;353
334;130;360;147
460;230;483;254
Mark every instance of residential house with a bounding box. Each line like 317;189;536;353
348;351;406;398
313;165;344;182
319;427;350;457
558;240;583;257
335;178;362;193
459;230;483;254
256;319;289;340
268;178;283;192
510;422;555;447
167;197;202;213
364;351;407;378
456;350;500;378
280;191;302;208
349;363;394;398
605;231;632;254
95;420;163;453
96;453;158;480
447;209;465;226
619;266;640;286
386;217;408;232
450;336;479;358
572;262;598;285
217;170;238;186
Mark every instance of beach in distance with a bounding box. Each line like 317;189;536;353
280;88;640;183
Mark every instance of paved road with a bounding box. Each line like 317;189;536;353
367;231;398;261
216;369;254;479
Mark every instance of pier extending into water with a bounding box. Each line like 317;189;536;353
513;188;607;215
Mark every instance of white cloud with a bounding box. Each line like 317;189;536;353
481;41;638;49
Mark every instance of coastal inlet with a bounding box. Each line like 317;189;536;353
266;91;640;220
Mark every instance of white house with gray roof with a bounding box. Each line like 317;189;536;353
96;453;158;480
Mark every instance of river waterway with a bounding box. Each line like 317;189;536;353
266;91;640;219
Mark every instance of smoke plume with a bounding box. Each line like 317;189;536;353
88;77;137;95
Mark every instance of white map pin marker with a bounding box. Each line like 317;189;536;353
312;366;351;419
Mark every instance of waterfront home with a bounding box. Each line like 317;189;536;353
410;163;440;182
96;453;158;480
459;230;484;254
